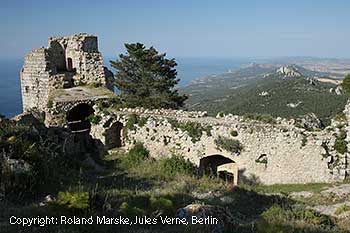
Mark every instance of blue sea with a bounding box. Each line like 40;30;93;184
0;57;253;118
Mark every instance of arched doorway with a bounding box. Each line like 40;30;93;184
67;57;73;71
66;103;94;133
199;154;238;185
104;121;123;149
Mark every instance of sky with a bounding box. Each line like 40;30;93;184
1;0;350;59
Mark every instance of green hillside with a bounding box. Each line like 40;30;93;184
182;70;348;123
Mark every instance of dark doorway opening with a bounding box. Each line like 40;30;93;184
66;103;94;133
67;58;73;71
105;121;123;149
199;154;238;185
218;170;235;183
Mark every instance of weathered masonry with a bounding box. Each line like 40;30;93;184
19;33;350;186
20;33;114;114
90;107;350;185
20;33;115;134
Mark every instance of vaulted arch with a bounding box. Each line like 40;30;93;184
199;154;238;185
66;103;94;133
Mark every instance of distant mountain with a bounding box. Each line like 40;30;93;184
181;64;348;123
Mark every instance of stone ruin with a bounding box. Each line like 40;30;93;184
18;33;350;186
19;33;116;157
20;33;115;131
90;106;350;185
21;33;113;112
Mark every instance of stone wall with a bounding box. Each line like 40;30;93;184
48;34;111;87
21;48;52;112
91;107;350;185
20;33;114;113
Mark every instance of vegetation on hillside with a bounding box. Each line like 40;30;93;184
110;43;188;109
183;73;349;124
341;74;350;93
0;118;70;201
1;115;350;233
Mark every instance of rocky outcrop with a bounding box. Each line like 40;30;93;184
276;65;302;77
296;113;324;129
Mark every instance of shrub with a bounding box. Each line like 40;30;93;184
0;118;66;200
124;154;196;181
96;97;124;111
262;204;333;226
168;120;212;142
138;116;149;127
149;196;174;215
119;142;149;169
125;114;148;129
294;207;332;225
261;204;286;222
160;155;195;176
244;113;276;124
333;112;347;122
335;204;350;215
230;130;238;137
118;201;144;217
341;74;350;93
87;115;101;125
215;136;243;154
334;131;347;154
126;114;138;130
47;100;53;108
56;191;90;210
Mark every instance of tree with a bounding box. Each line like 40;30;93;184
110;43;188;109
341;74;350;93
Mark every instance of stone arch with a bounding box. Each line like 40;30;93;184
199;154;238;185
104;121;124;149
66;103;94;133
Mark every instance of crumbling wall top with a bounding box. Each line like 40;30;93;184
48;33;98;52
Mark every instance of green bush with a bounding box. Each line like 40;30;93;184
47;100;53;108
294;207;332;225
118;201;145;217
160;155;195;176
125;114;148;129
215;136;243;154
138;116;149;127
168;120;212;142
335;204;350;215
87;115;101;125
334;131;347;154
341;74;350;93
119;142;149;169
56;191;90;210
261;204;287;222
262;204;333;226
0;118;66;200
126;114;138;130
124;153;196;181
333;112;347;122
149;196;174;215
230;130;238;137
244;113;276;124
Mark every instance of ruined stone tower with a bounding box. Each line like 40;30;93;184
20;33;113;112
